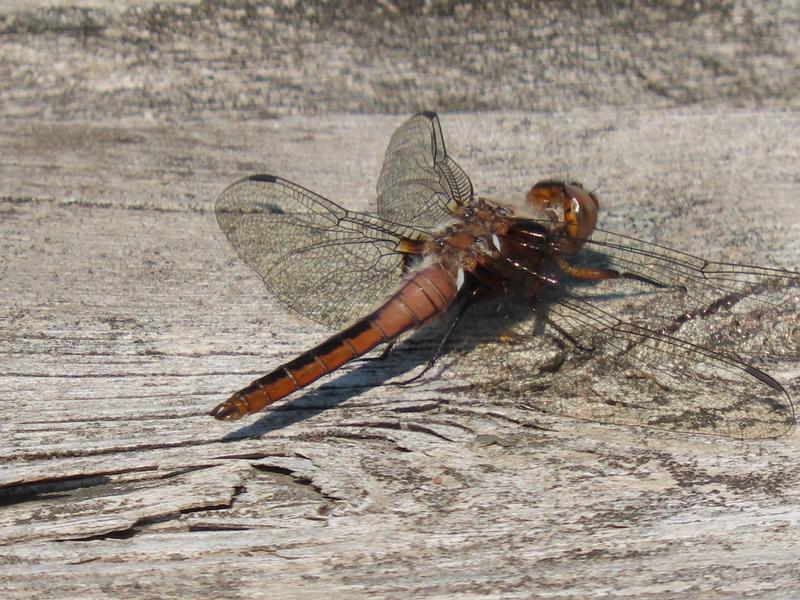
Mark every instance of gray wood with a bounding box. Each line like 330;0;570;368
1;2;799;598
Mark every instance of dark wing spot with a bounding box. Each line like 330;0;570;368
249;174;278;183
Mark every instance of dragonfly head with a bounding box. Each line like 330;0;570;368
525;180;599;254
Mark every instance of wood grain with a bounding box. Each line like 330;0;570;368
2;2;800;598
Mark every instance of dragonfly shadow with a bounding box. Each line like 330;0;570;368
219;334;447;441
219;296;542;441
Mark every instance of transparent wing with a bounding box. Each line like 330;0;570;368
574;228;800;359
216;175;426;329
541;289;795;439
452;288;795;439
582;228;800;306
377;111;473;229
446;229;799;439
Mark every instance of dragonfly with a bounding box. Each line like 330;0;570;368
211;112;799;439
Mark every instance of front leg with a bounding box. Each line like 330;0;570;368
553;255;672;288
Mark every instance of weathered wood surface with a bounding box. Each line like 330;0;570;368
2;2;800;598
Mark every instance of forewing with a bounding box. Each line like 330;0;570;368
581;228;800;306
217;175;423;329
575;229;800;359
377;112;473;229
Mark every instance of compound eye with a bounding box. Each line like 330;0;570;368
562;183;598;242
527;180;600;254
565;182;599;211
525;180;563;212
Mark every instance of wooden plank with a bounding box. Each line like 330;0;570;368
2;1;800;598
3;107;799;599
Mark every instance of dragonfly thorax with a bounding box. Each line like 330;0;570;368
425;199;518;271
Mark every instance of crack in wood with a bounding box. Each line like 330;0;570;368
0;465;158;505
251;464;338;504
403;423;458;442
47;471;251;543
391;400;446;413
4;438;221;462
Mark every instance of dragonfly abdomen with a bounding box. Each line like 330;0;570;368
210;263;459;420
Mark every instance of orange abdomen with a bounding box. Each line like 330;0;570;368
211;263;460;420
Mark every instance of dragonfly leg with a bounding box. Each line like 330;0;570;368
389;285;479;387
554;255;672;289
554;255;618;281
355;340;396;363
